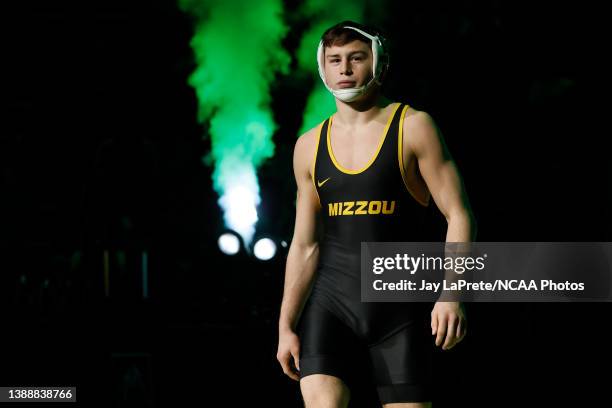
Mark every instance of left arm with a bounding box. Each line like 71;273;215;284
405;110;477;350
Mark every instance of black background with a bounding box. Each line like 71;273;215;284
2;0;609;407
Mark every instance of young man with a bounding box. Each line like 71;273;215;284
277;21;476;407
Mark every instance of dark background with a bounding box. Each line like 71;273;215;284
2;0;609;407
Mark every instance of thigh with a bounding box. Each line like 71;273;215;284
300;374;350;408
296;297;364;386
382;403;431;408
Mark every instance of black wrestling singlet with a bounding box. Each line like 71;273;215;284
297;102;434;403
309;102;431;340
312;101;429;258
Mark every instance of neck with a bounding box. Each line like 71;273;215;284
333;89;393;127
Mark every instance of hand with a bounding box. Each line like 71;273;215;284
431;301;467;351
276;329;301;381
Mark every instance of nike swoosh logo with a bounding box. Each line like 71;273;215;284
317;177;331;187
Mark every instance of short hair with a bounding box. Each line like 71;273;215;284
320;20;386;49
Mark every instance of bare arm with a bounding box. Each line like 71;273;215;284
278;128;322;333
405;110;476;350
406;111;477;242
276;127;323;380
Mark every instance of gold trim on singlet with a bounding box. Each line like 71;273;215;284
326;102;402;175
398;104;430;208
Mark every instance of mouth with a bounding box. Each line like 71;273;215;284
337;81;356;88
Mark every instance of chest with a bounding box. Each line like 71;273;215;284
328;123;388;172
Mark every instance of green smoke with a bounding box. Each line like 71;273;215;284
178;0;290;248
294;1;367;135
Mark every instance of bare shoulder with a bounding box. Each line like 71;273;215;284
402;107;438;137
293;123;323;177
294;124;320;156
401;107;443;157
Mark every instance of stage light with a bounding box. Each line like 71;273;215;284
253;237;276;260
218;232;241;255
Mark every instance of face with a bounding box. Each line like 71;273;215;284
323;40;373;90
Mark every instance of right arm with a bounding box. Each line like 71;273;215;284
276;127;322;380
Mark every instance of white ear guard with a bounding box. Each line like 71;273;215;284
316;25;389;102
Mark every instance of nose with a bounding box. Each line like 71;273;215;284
341;58;352;76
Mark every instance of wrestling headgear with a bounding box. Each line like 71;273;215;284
317;23;390;102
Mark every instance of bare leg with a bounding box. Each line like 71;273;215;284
300;374;351;408
382;402;432;408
